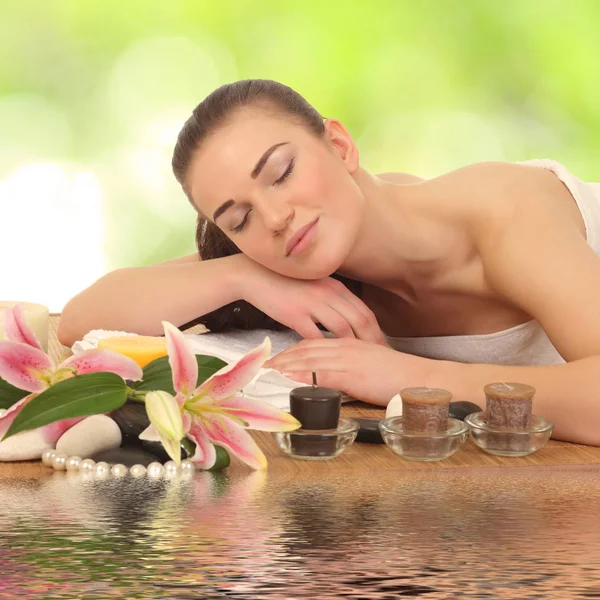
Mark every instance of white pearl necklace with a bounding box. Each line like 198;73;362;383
41;449;196;480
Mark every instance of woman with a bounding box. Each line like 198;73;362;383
59;79;600;445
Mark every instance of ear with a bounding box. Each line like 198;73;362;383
323;118;359;175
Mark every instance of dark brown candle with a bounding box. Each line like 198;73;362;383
288;373;341;458
484;382;535;429
401;387;452;432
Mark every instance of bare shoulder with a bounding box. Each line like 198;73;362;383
156;252;201;266
426;160;580;236
377;171;426;184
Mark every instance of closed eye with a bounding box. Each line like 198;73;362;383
232;210;251;233
231;159;295;234
274;158;294;185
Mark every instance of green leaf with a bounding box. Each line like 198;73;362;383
0;377;29;409
181;437;230;471
209;445;231;471
132;354;227;394
3;373;128;440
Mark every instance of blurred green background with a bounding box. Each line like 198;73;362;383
1;0;599;310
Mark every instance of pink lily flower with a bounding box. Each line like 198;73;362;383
140;321;300;470
0;304;143;459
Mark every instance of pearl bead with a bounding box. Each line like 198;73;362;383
111;464;128;477
80;458;96;472
42;449;56;466
65;456;82;471
180;459;195;473
164;460;179;475
130;464;146;478
94;462;110;477
52;452;68;470
147;462;164;479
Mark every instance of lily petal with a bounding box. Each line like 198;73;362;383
163;321;198;396
203;414;267;470
157;433;181;465
187;420;217;470
196;337;271;401
145;390;184;465
0;394;35;440
0;341;52;393
215;395;300;432
3;305;43;350
62;349;143;381
139;423;161;442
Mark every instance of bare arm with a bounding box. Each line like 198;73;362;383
57;253;243;346
429;162;600;444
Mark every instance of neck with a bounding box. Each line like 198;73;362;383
337;168;448;295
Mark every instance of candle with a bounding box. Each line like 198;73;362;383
401;387;452;432
484;382;535;429
0;301;49;353
288;372;342;457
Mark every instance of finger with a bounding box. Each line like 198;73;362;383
282;370;348;391
265;339;346;367
264;339;341;368
310;305;356;339
268;351;347;374
291;318;324;340
327;295;385;344
326;280;387;344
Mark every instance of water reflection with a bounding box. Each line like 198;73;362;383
1;466;600;598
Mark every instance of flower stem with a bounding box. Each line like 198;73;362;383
126;387;147;403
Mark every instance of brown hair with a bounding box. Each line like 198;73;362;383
172;79;362;333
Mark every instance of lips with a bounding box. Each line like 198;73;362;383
285;217;319;256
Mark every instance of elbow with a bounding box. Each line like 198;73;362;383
56;312;77;348
57;297;88;348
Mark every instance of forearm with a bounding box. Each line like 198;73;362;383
429;356;600;446
58;254;245;345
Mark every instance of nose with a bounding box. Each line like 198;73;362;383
261;199;294;235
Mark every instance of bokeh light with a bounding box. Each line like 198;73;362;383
1;0;599;312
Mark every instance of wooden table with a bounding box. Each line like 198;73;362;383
2;315;600;477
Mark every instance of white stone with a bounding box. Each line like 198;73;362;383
56;415;121;458
0;429;55;461
386;393;404;419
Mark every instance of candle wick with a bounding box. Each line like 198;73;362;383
312;371;317;388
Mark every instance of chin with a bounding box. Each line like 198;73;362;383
285;246;349;280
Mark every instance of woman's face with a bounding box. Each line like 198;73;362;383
186;107;365;279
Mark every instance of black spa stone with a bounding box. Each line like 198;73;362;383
110;403;150;438
141;440;186;462
448;401;483;421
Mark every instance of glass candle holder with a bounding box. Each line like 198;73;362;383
465;412;553;457
274;418;359;461
378;416;469;461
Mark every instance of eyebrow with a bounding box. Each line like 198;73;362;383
212;141;289;222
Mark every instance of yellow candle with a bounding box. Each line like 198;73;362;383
0;301;50;353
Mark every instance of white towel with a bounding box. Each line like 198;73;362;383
72;328;322;410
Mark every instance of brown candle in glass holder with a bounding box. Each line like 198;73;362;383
289;372;341;458
484;382;536;453
484;382;535;428
401;387;452;432
400;387;452;458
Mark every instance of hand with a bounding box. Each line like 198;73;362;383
264;338;432;406
237;258;386;344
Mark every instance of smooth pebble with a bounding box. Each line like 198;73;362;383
56;415;121;458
